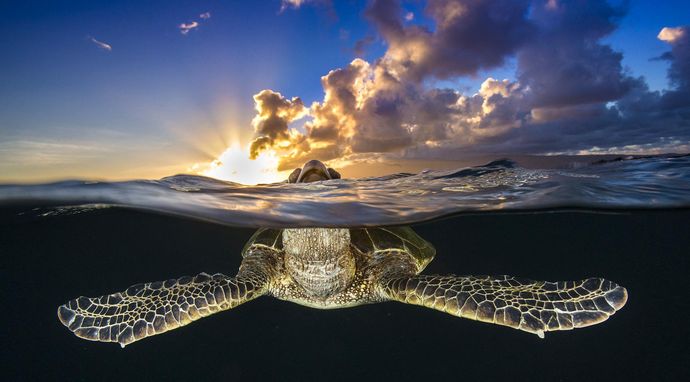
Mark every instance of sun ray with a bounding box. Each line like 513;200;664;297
196;143;288;184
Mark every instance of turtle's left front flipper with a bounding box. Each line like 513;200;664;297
378;275;627;337
58;253;276;347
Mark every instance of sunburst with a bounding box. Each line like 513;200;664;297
200;143;287;184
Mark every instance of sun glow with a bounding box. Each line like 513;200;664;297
199;143;287;184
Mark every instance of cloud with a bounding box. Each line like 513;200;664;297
366;0;534;81
279;0;337;17
0;140;109;165
248;90;308;159
178;11;211;35
545;0;559;10
353;35;375;56
281;0;307;10
248;1;690;169
657;26;690;109
280;0;327;12
658;27;686;43
88;36;112;51
178;21;199;35
516;0;633;108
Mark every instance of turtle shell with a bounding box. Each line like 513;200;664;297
241;228;283;257
349;227;435;271
242;227;435;272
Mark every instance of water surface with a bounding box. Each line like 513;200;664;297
1;154;689;381
1;154;689;227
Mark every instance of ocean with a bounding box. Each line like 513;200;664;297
1;155;689;381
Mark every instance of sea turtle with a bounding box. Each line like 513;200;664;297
57;160;628;347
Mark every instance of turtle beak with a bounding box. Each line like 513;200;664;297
289;160;340;183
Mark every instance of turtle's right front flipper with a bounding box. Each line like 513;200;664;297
57;253;277;347
378;275;627;338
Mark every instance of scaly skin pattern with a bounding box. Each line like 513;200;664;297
268;247;414;309
377;274;628;337
57;248;278;347
282;228;356;298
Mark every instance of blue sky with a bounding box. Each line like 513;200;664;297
0;0;689;182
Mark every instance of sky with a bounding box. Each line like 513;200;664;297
0;0;689;183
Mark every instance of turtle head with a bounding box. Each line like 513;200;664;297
288;159;341;183
284;160;351;298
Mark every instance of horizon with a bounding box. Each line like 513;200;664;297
1;0;689;184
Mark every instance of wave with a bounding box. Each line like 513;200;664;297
1;154;689;227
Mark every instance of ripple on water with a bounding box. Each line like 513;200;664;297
1;155;689;227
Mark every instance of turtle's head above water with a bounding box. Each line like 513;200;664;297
288;159;341;183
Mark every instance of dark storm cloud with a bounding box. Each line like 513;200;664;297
657;26;690;109
517;0;634;108
508;22;690;155
248;0;690;166
366;0;534;81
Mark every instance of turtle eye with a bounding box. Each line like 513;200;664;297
288;168;301;183
327;168;341;179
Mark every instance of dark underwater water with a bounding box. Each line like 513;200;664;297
1;207;689;381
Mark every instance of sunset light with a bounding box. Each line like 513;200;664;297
2;1;690;379
200;143;287;185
